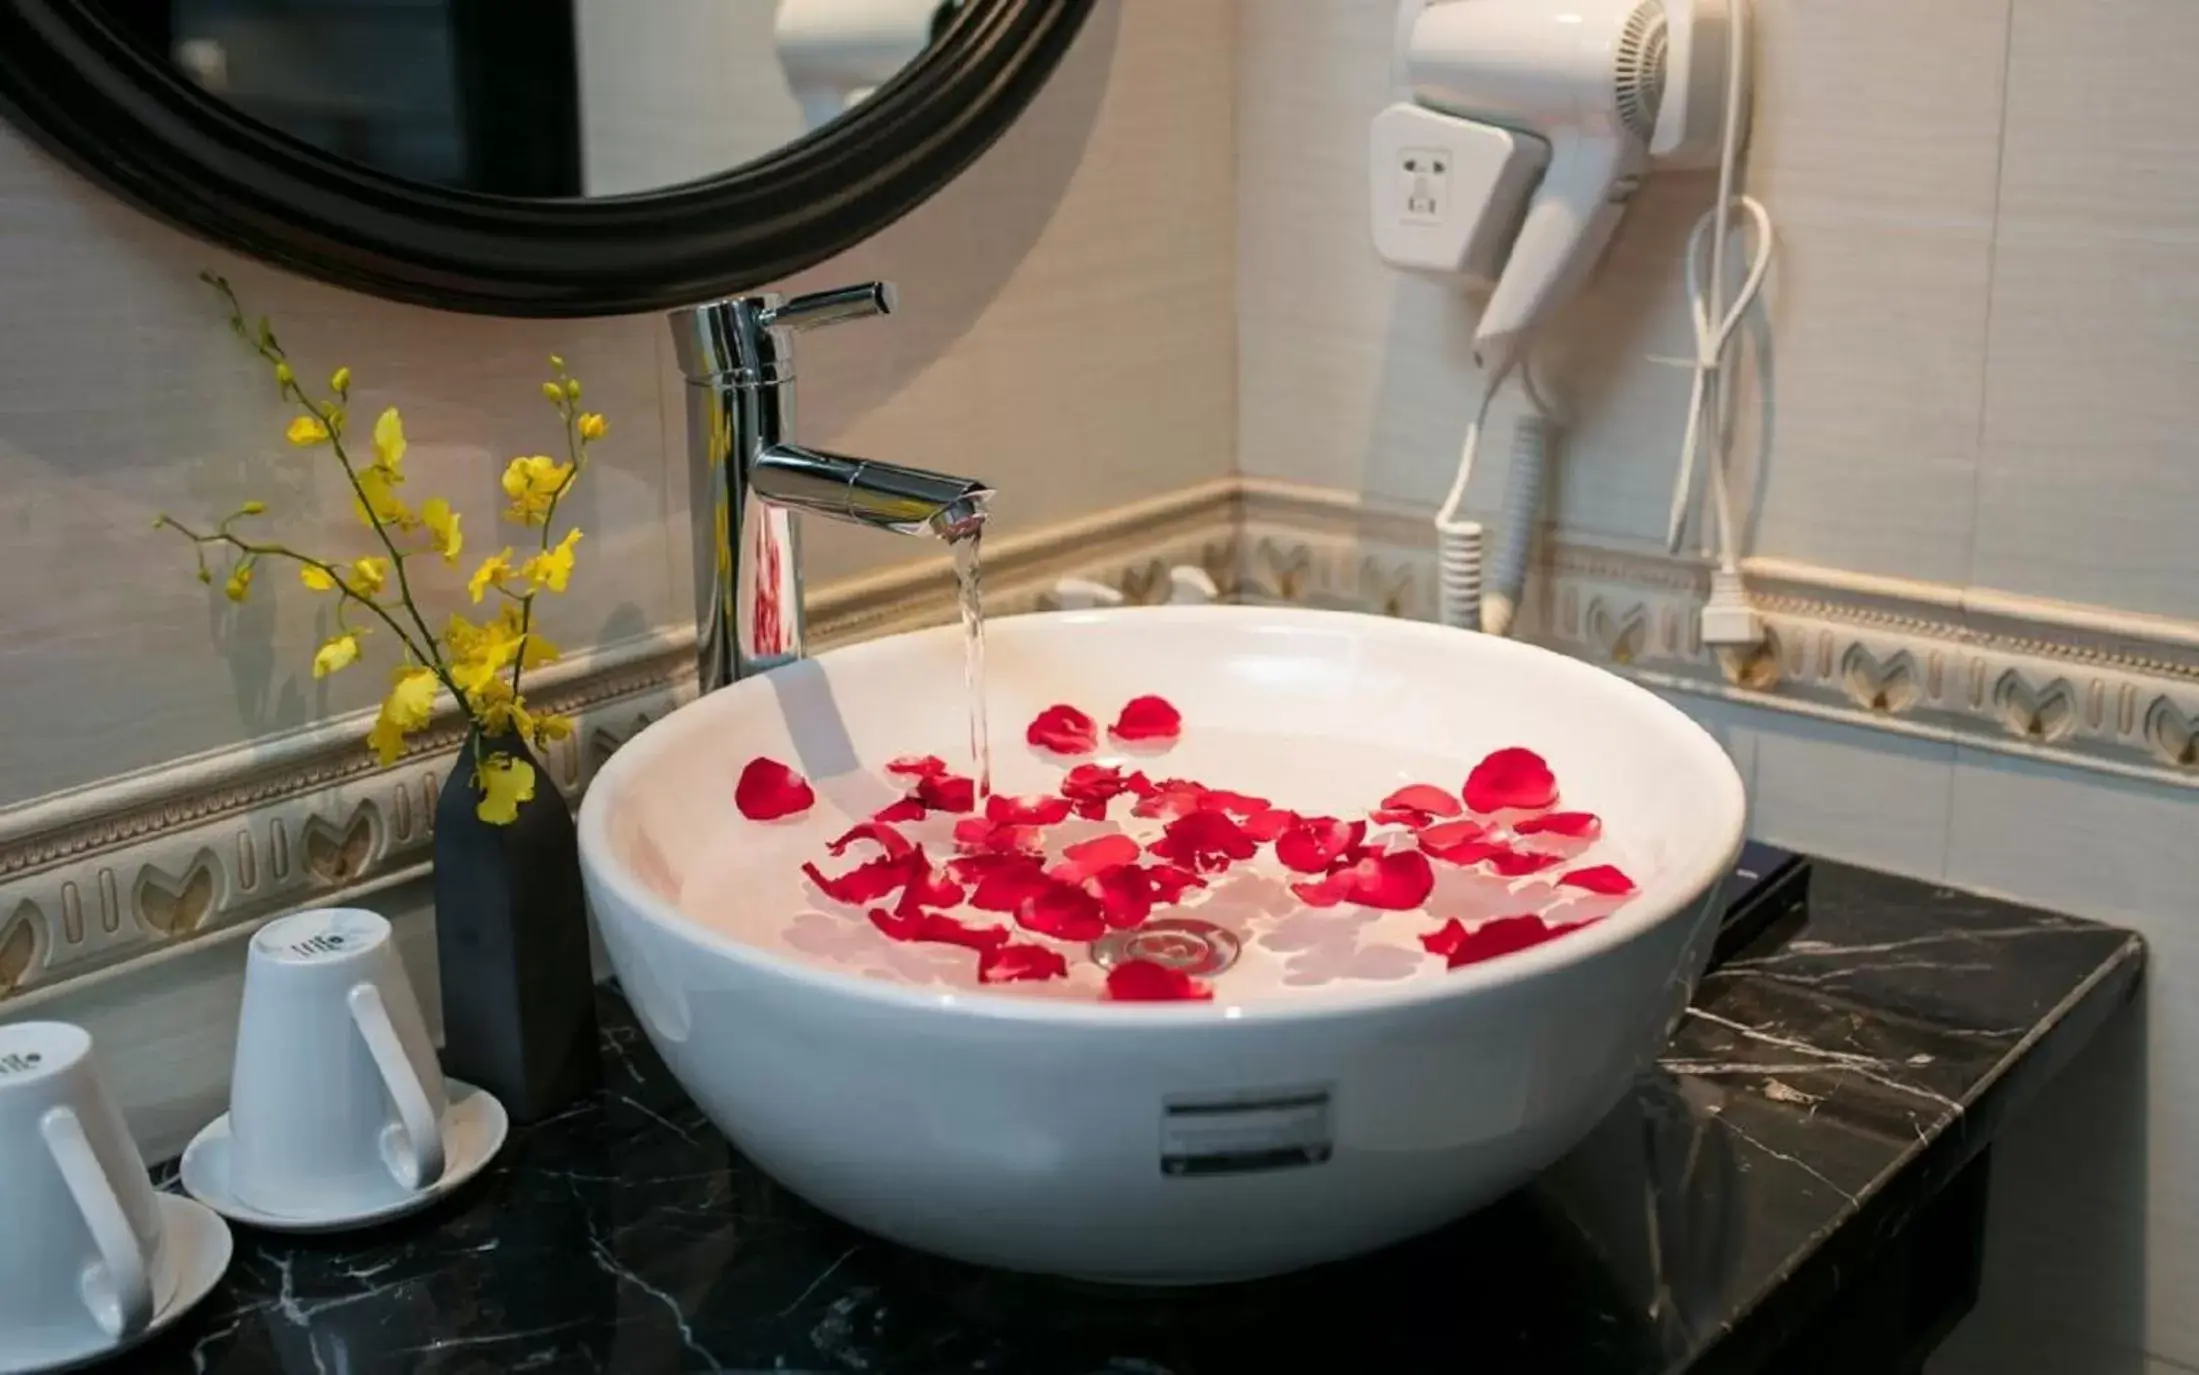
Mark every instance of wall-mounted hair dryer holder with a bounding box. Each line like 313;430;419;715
1371;0;1748;372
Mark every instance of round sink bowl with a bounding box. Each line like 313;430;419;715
578;606;1745;1283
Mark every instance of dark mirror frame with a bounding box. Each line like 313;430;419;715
0;0;1096;316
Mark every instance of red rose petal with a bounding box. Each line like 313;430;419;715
1288;869;1357;908
868;907;1008;951
1241;807;1302;842
1146;864;1206;903
1417;818;1490;850
1421;914;1589;969
1484;848;1562;877
1019;880;1107;942
1105;959;1213;1002
1559;864;1636;895
1059;764;1147;820
952;815;1042;856
826;821;914;861
1514;811;1601;839
1198;789;1273;818
1381;784;1462;819
1273;817;1368;874
915;772;977;814
1350;849;1435;909
985;793;1074;827
803;855;909;905
872;796;929;824
1147;809;1259;873
886;755;949;779
1091;863;1155;929
1290;849;1434;910
735;757;814;820
1131;778;1209;820
1109;695;1183;744
954;854;1055;913
897;849;965;911
978;942;1070;984
1463;747;1559;814
1027;705;1098;756
1053;833;1144;883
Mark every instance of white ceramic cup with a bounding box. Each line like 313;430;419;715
229;908;448;1218
0;1021;173;1364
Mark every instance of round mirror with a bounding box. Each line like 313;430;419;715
0;0;1093;314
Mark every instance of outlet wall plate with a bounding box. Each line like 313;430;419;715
1368;102;1546;281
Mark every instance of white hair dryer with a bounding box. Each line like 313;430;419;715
1372;0;1741;373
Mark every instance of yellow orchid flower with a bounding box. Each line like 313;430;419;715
223;563;254;602
299;565;336;592
473;752;537;824
354;465;415;530
367;715;405;767
519;629;559;671
531;711;574;744
286;415;329;446
422;498;463;564
445;612;524;693
330;366;351;397
372;407;407;473
345;556;389;597
540;381;563;404
577;412;607;442
384;666;438;729
467;677;536;741
500;455;570;526
312;632;361;679
367;666;440;766
520;528;582;594
466;548;514;604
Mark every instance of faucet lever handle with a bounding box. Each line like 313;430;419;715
764;282;898;334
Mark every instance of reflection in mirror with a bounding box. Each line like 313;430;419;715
85;0;962;197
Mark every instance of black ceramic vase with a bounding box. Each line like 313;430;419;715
434;730;598;1122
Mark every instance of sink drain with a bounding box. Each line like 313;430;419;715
1090;918;1241;978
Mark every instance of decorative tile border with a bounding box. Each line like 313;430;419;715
1228;480;2199;791
0;484;1241;1007
14;473;2199;1006
0;637;691;1007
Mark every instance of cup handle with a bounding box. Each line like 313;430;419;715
40;1105;154;1339
346;983;446;1191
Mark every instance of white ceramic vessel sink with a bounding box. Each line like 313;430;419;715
579;606;1745;1283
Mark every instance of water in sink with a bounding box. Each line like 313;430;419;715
674;728;1644;1005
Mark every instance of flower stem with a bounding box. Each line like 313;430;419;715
203;274;456;701
300;393;450;672
159;518;468;707
509;389;589;697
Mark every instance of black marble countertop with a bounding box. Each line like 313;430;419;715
141;861;2142;1375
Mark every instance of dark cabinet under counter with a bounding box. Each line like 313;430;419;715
141;860;2142;1374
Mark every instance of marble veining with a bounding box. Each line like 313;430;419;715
134;862;2139;1374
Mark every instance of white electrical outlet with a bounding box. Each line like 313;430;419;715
1398;146;1449;223
1369;103;1547;283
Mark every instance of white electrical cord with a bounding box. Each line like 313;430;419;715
1480;405;1551;637
1665;0;1774;648
1433;354;1517;633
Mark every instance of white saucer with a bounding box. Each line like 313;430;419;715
0;1193;234;1375
178;1078;508;1234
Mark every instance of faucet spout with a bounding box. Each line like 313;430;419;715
751;443;993;541
669;282;992;694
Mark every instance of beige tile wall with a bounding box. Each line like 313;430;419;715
0;0;1235;811
1236;2;2198;1368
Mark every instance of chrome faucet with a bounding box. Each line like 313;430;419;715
668;283;992;693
